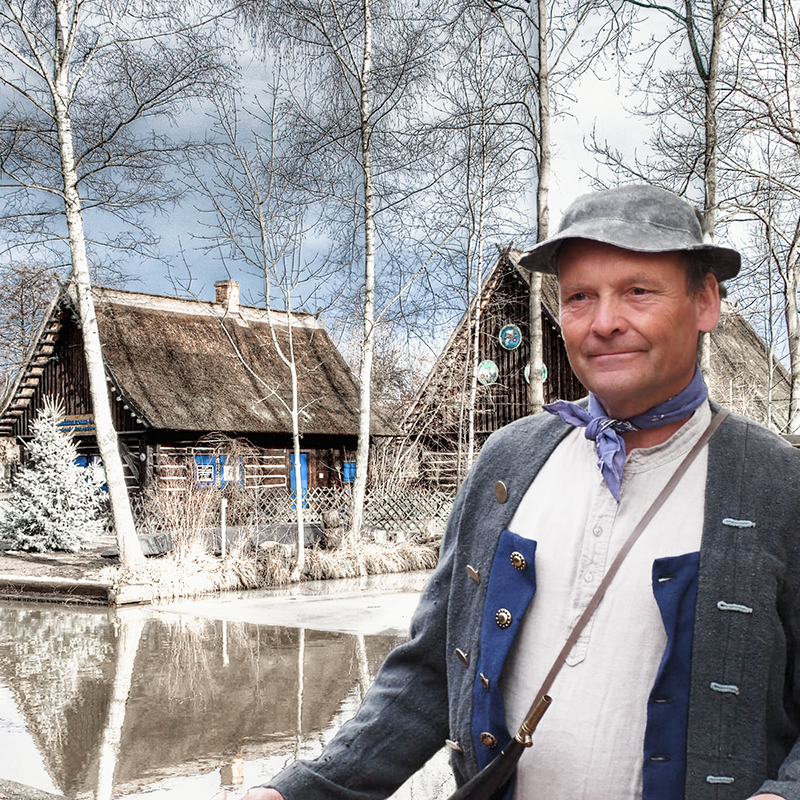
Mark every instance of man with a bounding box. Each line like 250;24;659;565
245;185;800;800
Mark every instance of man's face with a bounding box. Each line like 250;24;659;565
558;240;721;419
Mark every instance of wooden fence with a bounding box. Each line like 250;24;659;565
132;485;456;540
238;486;455;537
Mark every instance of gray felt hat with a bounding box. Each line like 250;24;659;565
518;184;741;281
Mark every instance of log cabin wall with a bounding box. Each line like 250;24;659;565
151;440;354;493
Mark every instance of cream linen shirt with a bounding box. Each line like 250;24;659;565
502;401;711;800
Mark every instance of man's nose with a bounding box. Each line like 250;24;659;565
590;296;627;337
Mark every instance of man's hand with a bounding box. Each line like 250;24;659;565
240;789;285;800
751;795;786;799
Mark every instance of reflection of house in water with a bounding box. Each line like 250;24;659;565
0;604;403;798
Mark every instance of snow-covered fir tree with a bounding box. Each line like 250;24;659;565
0;396;106;551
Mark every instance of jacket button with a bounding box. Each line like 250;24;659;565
510;551;527;571
455;648;470;667
466;565;481;585
495;608;512;629
480;732;498;748
480;672;490;691
445;739;463;753
495;481;508;503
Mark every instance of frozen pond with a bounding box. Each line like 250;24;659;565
0;572;454;800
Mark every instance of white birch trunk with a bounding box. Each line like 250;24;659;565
698;1;722;378
289;352;306;578
785;247;800;433
467;29;488;469
466;255;483;470
53;2;144;570
704;0;722;236
528;0;549;415
350;0;375;541
258;212;305;577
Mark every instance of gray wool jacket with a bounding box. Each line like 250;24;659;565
270;407;800;800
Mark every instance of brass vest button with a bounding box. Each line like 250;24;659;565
494;481;508;504
480;732;498;748
455;648;470;667
510;551;527;571
466;565;481;585
480;672;490;691
495;608;512;629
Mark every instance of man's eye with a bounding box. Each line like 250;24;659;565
631;287;649;296
569;292;587;302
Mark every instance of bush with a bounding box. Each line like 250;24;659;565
0;397;106;551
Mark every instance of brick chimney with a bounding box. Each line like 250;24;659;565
215;279;239;314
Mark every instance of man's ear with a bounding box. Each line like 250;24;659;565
697;273;722;333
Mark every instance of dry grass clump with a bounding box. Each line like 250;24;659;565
113;536;439;600
134;483;219;549
115;541;275;600
304;539;439;581
115;540;219;601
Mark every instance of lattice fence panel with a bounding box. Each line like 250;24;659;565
363;489;455;536
132;484;456;539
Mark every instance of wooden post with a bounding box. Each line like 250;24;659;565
220;497;227;559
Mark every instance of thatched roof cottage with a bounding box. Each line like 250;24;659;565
0;280;391;492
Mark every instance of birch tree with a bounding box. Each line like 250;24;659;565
0;0;231;568
721;0;800;430
589;0;741;372
488;0;630;412
617;0;739;230
430;2;532;473
239;0;439;537
187;87;337;578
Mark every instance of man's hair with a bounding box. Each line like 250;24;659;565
679;250;713;297
683;251;719;296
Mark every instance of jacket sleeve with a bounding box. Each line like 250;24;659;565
263;479;470;800
741;429;800;800
755;740;800;800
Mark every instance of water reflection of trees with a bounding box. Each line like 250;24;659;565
0;603;115;798
0;602;404;799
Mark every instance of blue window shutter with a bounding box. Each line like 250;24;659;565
219;455;243;488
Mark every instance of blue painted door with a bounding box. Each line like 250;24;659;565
290;453;309;508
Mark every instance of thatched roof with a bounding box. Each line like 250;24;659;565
101;285;397;436
707;299;792;431
0;282;393;438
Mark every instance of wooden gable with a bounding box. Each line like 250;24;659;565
403;249;584;449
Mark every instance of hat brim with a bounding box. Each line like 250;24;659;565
518;235;741;282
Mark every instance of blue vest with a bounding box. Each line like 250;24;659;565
470;528;699;800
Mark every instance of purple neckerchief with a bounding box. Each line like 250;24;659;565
543;367;708;502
